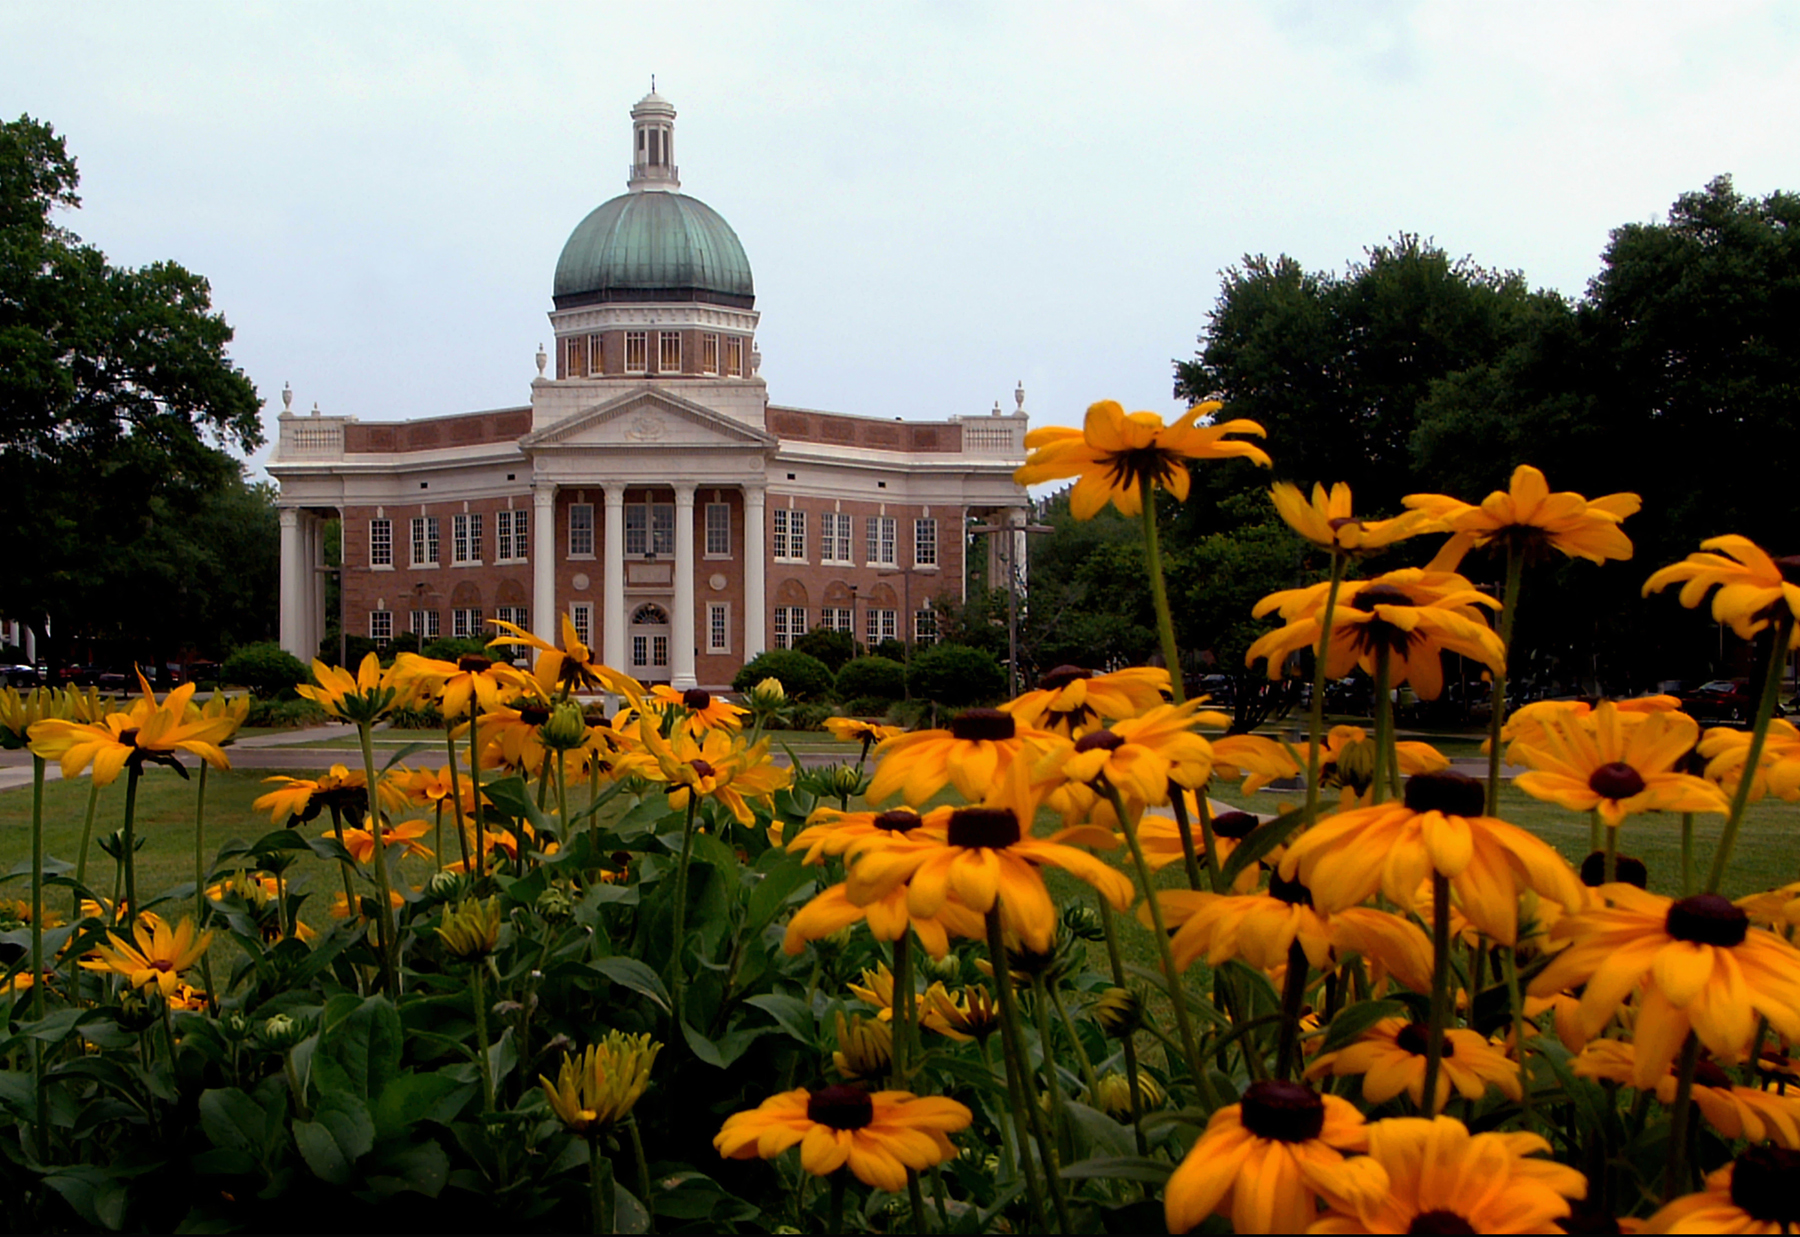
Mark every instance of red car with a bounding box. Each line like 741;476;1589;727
1677;678;1786;723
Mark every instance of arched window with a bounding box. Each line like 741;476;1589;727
631;603;669;626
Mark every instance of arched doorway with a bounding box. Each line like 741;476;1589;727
629;602;671;682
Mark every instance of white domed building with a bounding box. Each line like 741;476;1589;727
269;90;1030;689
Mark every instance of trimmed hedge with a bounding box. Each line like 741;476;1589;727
731;649;835;701
222;642;310;700
905;643;1005;708
834;656;907;703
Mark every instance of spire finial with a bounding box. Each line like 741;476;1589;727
281;381;293;412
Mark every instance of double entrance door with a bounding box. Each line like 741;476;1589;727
628;602;671;683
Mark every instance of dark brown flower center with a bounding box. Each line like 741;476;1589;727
806;1083;874;1131
1408;1212;1477;1235
1730;1145;1800;1224
682;688;712;710
1238;1080;1325;1142
1554;1203;1624;1234
1693;1058;1732;1089
119;728;140;747
1327;516;1362;534
688;759;716;780
1352;583;1415;611
1267;872;1313;907
950;709;1015;742
458;655;492;673
873;810;922;834
519;704;552;726
1665;894;1749;947
1578;851;1648;889
1773;555;1800;586
1403;771;1485;817
151;959;172;972
946;808;1021;849
1038;665;1093;690
1395;1022;1453;1058
1072;729;1124;753
1211;810;1261;839
1587;762;1646;800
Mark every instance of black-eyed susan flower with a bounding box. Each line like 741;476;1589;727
436;896;502;960
487;616;644;701
1404;464;1639;566
1307;1018;1521;1110
865;708;1048;806
392;651;530;723
627;719;790;827
1737;880;1800;932
786;806;929;867
1511;700;1728;827
1279;771;1586;945
80;915;213;998
1645;1146;1800;1234
782;881;983;961
822;716;902;759
29;679;236;786
1091;1070;1165;1119
623;685;747;737
1272;481;1434;554
1498;694;1685;763
1701;718;1800;802
334;815;433;863
1013;398;1270;520
540;1031;661;1134
294;653;409;725
1645;534;1800;646
1164;1080;1383;1235
919;982;1001;1042
1310;1115;1586;1234
1574;1038;1800;1148
1295;724;1449;805
1530;885;1800;1087
713;1084;972;1192
1002;664;1169;737
1134;802;1261;891
1;685;68;748
1210;733;1304;795
1040;699;1226;806
253;764;377;825
1246;570;1505;699
831;1012;893;1081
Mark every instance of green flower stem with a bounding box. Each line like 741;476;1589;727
826;1170;847;1236
326;804;360;923
1094;898;1150;1156
1419;871;1453;1116
627;1115;656;1234
194;763;219;1013
1663;1033;1702;1200
1049;982;1102;1101
1102;781;1217;1110
30;755;47;1159
468;701;487;880
537;750;554;811
1305;549;1348;827
1191;790;1222;892
1588;810;1601;858
904;1171;927;1237
588;1135;613;1237
1274;938;1309;1080
433;803;444;881
890;931;913;1089
1370;648;1393;806
982;1032;1022;1181
985;905;1062;1233
73;778;100;922
1680;813;1695;896
669;795;700;1029
471;963;494;1114
356;720;398;992
1604;820;1618;885
1505;945;1537;1132
1486;544;1525;817
1707;609;1794;893
1167;790;1206;892
444;731;473;873
1140;473;1185;704
121;762;142;929
1029;972;1075;1164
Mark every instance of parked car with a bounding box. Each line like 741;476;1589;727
0;664;42;688
1678;678;1785;722
57;664;105;687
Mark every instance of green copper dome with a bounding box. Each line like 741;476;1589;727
552;192;754;310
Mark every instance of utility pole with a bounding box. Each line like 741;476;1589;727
969;506;1052;697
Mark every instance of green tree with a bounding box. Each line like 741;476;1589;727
0;116;263;670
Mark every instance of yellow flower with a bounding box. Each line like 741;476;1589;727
486;616;643;701
918;982;1001;1042
1644;1147;1800;1234
1511;700;1728;827
1271;481;1434;553
1307;1018;1521;1110
333;816;433;863
831;1012;892;1081
1002;664;1169;737
1309;1115;1586;1234
644;685;748;735
1736;880;1800;932
1090;1070;1164;1119
1404;465;1639;568
539;1031;661;1134
253;764;394;825
1246;569;1505;699
294;653;407;725
1644;534;1800;646
0;685;68;748
865;708;1047;806
783;877;983;961
1279;771;1586;945
80;916;213;998
390;651;529;722
28;678;236;787
1133;802;1261;891
1529;884;1800;1087
1164;1080;1382;1235
628;720;790;827
1573;1039;1800;1148
1040;699;1227;806
714;1084;971;1192
821;716;902;755
436;896;501;960
1210;733;1303;795
1700;718;1800;803
1498;694;1683;763
1013;398;1270;519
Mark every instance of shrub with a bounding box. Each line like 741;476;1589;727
834;656;907;703
731;649;834;701
388;703;446;730
791;625;857;671
222;641;310;700
422;637;489;663
786;702;835;732
245;697;327;728
906;643;1005;708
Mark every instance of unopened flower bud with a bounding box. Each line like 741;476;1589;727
917;951;965;984
261;1013;304;1049
751;676;785;704
1091;1070;1164;1117
1061;904;1105;942
540;700;589;751
832;1012;893;1081
536;884;574;922
1092;987;1143;1037
437;896;502;961
825;763;867;800
427;870;466;902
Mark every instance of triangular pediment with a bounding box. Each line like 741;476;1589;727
521;387;775;452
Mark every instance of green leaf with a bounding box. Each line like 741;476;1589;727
1059;1154;1173;1185
380;741;433;774
590;956;672;1014
45;1166;129;1232
682;830;741;872
744;851;817;933
1061;1100;1137;1159
294;1090;375;1185
610;796;678;841
198;1087;268;1155
1218;807;1307;887
1318;999;1410;1055
680;1020;770;1069
362;1138;451;1199
743;993;817;1046
371;1072;464;1141
313;995;403;1101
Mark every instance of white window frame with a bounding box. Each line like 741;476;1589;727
496;510;528;563
658;330;681;373
625;331;648;373
701;332;719;375
773;508;806;562
369;610;393;646
820;607;853;634
773;606;806;650
726;336;743;377
866;607;897;645
452;608;483;640
914;517;938;568
369;518;393;568
568;503;595;559
705;502;732;558
410;609;440;640
914;608;937;645
820;513;853;566
866;516;897;567
587;333;604;376
564;336;587;378
707;602;730;654
452;513;483;565
495;605;528;635
410;516;440;568
569;602;593;649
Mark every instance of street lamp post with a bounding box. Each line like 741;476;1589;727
876;568;914;698
969;509;1053;697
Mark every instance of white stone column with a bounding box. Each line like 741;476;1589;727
742;484;766;659
671;484;697;689
532;484;557;645
279;508;305;658
602;486;627;672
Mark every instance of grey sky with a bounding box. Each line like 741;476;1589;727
5;1;1798;476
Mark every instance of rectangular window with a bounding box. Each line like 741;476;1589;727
702;333;719;374
708;603;729;654
632;634;647;668
565;336;586;378
369;518;392;567
410;516;440;567
569;602;592;649
914;609;937;645
914;517;938;567
727;336;743;377
651;503;674;556
772;508;806;561
658;331;681;372
625;503;675;556
705;502;731;557
452;513;483;564
625;331;647;373
369;610;393;646
495;605;528;633
820;607;853;634
652;635;668;668
496;509;527;562
452;608;482;639
588;333;604;376
410;609;440;639
773;606;806;650
625;504;647;556
866;516;897;566
820;513;852;565
866;608;897;646
568;503;594;558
